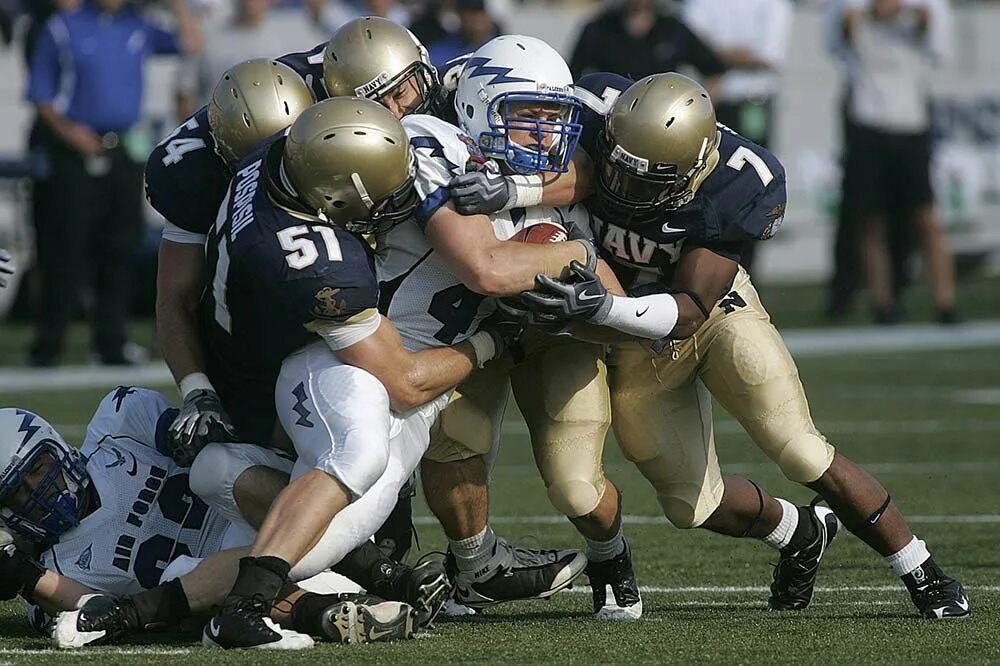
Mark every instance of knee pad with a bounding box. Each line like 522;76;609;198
633;458;722;530
547;477;605;518
773;432;836;484
189;442;247;511
190;442;292;525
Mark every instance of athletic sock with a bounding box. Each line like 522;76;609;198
887;536;933;580
762;498;799;550
129;578;191;630
227;556;291;608
332;540;397;594
289;592;349;637
585;524;625;562
449;525;497;577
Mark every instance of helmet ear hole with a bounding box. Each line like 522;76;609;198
465;104;474;119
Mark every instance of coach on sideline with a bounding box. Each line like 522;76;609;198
25;0;200;367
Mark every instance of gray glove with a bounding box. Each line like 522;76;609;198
0;248;13;289
520;261;610;322
449;171;514;216
167;389;238;466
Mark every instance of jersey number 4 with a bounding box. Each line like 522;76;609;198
160;117;206;166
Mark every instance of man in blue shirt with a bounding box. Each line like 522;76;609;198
26;0;199;366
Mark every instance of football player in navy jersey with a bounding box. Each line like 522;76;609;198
509;72;969;621
195;97;513;650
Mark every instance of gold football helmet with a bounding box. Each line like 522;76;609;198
209;58;316;165
281;97;417;234
322;17;440;116
597;73;721;222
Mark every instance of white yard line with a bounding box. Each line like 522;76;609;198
413;514;1000;526
0;648;192;656
563;585;1000;594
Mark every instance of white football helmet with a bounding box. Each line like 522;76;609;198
454;35;582;174
0;408;89;543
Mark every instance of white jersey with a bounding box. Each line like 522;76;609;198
40;388;230;595
378;114;592;350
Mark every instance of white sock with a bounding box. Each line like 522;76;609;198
762;498;799;550
449;525;498;577
885;536;931;577
585;524;625;562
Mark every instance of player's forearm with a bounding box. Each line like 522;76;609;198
394;342;479;412
156;243;209;391
25;570;94;614
473;239;591;296
590;293;680;340
536;149;595;208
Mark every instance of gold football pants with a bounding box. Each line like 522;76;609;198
609;268;836;528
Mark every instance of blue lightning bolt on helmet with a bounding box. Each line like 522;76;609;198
454;35;582;174
0;408;90;543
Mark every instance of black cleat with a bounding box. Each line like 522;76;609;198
768;505;840;611
905;562;971;620
585;540;642;621
448;538;587;609
319;597;415;643
202;594;313;650
52;595;137;648
390;558;452;628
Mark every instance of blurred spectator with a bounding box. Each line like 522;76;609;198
829;0;958;324
26;0;200;366
21;0;80;63
305;0;409;35
684;0;791;273
175;0;317;118
567;0;725;85
424;0;501;67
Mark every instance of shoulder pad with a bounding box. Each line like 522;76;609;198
277;43;328;100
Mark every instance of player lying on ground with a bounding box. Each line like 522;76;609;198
500;73;969;620
0;389;437;648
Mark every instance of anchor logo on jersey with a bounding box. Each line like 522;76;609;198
76;544;93;572
312;287;348;320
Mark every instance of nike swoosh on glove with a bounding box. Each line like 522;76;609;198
520;261;609;321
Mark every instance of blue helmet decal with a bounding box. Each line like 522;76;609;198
464;57;534;86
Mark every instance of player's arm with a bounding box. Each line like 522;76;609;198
312;312;500;412
156;229;237;459
156;236;208;388
447;149;595;216
520;248;736;341
425;203;595;297
24;569;96;615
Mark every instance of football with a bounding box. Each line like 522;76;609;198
512;221;568;244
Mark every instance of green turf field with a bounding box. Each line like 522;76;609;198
0;325;998;663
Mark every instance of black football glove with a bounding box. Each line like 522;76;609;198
0;248;13;289
0;542;46;601
167;389;238;467
449;171;514;216
520;260;610;322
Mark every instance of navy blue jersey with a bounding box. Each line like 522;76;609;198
199;136;379;441
575;72;787;287
144;44;327;236
144;106;228;235
277;42;328;100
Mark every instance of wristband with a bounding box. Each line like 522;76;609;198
178;372;214;399
467;331;498;368
509;175;544;209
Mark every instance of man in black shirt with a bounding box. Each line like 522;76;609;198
568;0;726;83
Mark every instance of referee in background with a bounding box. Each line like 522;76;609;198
26;0;199;366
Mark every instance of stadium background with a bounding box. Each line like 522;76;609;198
0;0;998;662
